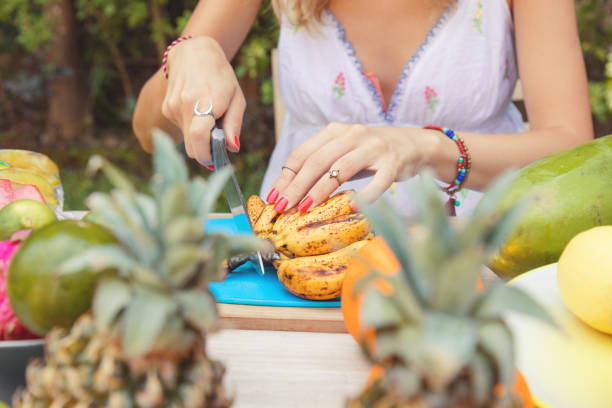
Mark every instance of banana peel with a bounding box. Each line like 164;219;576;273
246;190;373;300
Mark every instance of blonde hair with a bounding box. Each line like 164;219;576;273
271;0;454;28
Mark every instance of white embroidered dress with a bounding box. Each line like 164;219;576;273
260;0;524;215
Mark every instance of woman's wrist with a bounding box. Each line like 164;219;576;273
418;127;462;185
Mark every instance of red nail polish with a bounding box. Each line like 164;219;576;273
298;196;313;213
274;197;288;212
234;135;240;151
205;164;215;171
266;188;279;204
350;202;358;212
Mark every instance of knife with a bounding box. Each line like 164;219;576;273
210;125;266;275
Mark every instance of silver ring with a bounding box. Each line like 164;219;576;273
282;166;297;175
328;169;341;186
193;99;214;118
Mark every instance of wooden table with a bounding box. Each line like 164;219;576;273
208;329;371;408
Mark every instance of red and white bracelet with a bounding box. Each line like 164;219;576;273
162;35;193;79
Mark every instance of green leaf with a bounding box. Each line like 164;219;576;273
163;245;210;287
469;352;495;405
163;216;205;245
176;289;218;332
59;244;138;275
151;315;196;354
152;129;188;198
431;248;483;313
478;321;515;389
122;286;177;357
197;168;232;221
374;326;420;363
359;199;427;306
160;184;189;228
419;313;477;390
472;285;556;327
360;288;404;330
386;366;420;399
93;278;131;331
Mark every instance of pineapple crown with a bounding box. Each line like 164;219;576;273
354;170;554;405
61;131;267;358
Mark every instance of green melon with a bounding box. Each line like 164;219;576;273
7;220;117;335
488;135;612;278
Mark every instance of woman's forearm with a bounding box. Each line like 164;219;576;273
424;126;593;191
132;0;262;151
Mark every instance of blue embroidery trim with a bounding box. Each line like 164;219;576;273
326;7;452;123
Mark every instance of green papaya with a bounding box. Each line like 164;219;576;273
488;135;612;278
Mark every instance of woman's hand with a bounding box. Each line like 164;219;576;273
162;36;245;166
266;123;445;212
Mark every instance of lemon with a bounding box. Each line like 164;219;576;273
557;226;612;334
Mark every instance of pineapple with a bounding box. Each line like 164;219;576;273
347;171;553;408
13;131;268;407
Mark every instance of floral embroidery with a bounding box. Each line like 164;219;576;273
503;58;510;80
332;73;346;98
425;86;439;113
472;0;483;33
389;182;397;199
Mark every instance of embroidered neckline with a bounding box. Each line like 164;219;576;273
326;6;452;122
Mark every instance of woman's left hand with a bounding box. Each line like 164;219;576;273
266;122;443;212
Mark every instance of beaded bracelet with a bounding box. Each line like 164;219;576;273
162;35;193;79
424;125;471;215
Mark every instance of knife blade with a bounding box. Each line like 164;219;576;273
210;126;266;275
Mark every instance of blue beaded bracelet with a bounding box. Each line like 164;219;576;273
424;125;471;214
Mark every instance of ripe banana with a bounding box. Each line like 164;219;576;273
253;203;281;239
274;190;354;236
247;195;265;225
276;240;369;300
245;190;373;301
273;212;372;257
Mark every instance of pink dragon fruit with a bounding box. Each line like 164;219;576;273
0;239;38;340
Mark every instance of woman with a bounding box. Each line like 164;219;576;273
133;0;592;216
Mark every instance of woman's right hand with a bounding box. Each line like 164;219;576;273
162;36;245;167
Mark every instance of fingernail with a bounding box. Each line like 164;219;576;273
350;202;358;212
234;135;240;151
266;188;279;204
205;164;215;171
274;197;288;212
298;196;313;213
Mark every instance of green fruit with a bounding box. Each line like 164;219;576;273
7;220;117;335
488;135;612;278
0;199;56;240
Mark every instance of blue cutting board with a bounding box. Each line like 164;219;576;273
206;217;341;308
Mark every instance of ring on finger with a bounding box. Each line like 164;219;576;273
193;99;215;119
328;168;342;187
282;165;297;175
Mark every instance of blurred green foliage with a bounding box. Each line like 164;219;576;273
576;0;612;124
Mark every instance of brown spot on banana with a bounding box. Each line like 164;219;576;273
274;240;369;300
273;212;372;257
247;195;266;226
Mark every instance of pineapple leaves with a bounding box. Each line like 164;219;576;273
93;278;131;331
59;244;140;275
176;289;218;332
419;313;478;390
361;288;404;330
122;286;177;357
477;321;515;390
152;129;188;199
359;199;427;305
194;168;233;220
472;285;556;327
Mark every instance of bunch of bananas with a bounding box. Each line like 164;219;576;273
247;190;373;300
